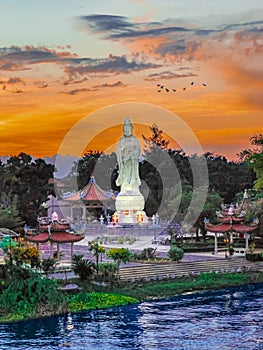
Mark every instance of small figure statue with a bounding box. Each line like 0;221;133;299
116;117;141;194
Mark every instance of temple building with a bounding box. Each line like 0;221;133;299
205;190;259;255
46;175;115;223
61;175;115;222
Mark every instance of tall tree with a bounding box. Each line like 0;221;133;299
142;123;170;151
2;153;54;227
239;134;263;191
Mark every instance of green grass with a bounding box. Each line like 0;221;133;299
102;271;263;300
67;292;138;312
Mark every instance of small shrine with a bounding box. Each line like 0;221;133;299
205;190;259;255
24;212;84;259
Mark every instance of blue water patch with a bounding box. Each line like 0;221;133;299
0;283;262;350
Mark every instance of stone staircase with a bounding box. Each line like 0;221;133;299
119;258;263;282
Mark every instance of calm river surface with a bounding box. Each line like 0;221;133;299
0;283;262;350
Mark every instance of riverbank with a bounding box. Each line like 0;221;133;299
67;270;263;302
1;270;263;324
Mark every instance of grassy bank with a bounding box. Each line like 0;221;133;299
1;271;263;324
76;270;263;300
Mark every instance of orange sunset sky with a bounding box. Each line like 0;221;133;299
0;0;262;161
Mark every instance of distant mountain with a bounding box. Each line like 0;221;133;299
0;154;79;179
44;154;79;179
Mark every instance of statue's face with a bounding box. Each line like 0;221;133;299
124;124;132;136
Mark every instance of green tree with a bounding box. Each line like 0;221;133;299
168;245;184;262
204;152;255;203
142;123;170;151
106;248;132;280
238;134;263;191
71;254;95;281
2;153;55;227
77;150;103;189
88;240;106;275
188;189;223;241
0;205;24;230
41;258;56;277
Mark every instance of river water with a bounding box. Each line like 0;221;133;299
0;283;262;350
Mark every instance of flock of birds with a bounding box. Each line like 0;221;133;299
156;81;207;93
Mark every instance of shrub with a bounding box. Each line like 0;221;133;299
0;271;66;319
168;245;184;262
245;253;263;262
41;258;56;277
133;247;157;260
98;262;118;281
72;255;95;281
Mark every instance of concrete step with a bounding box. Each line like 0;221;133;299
119;258;262;281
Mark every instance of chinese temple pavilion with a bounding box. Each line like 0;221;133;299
61;175;115;221
24;214;84;259
205;190;259;255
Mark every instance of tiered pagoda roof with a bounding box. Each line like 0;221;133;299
205;190;258;234
24;216;84;244
62;175;112;202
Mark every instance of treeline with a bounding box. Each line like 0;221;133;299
61;125;257;234
0;127;261;233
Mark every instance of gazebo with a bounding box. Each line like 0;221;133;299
205;190;259;255
24;215;84;259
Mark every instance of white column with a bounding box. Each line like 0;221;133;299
245;233;249;252
214;233;218;255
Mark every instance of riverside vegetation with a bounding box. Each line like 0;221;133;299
1;243;263;323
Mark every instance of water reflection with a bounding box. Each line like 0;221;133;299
0;283;262;349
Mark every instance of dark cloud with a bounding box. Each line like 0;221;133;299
93;81;126;88
79;14;134;32
76;14;263;59
223;20;263;31
33;80;49;89
145;71;198;81
0;46;78;71
0;46;159;80
64;54;160;78
61;76;89;85
7;77;25;85
12;89;26;94
61;87;95;95
77;14;189;39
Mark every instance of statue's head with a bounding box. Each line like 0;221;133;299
123;117;133;137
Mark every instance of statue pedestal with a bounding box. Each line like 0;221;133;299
114;192;148;225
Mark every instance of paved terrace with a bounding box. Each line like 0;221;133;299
1;228;262;281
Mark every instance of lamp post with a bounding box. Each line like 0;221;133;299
224;236;230;259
